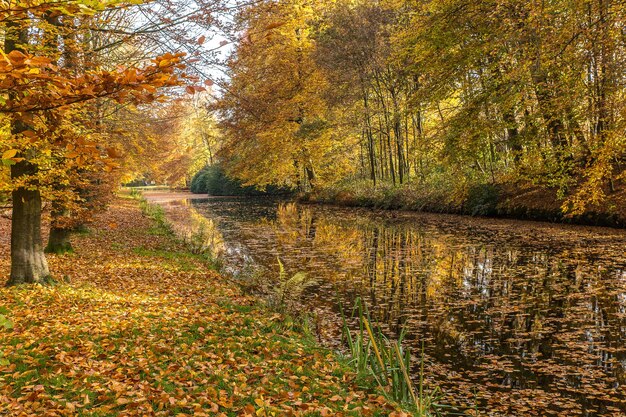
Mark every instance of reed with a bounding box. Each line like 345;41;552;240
340;298;442;416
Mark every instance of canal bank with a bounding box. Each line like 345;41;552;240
150;192;626;416
300;181;626;228
0;196;408;417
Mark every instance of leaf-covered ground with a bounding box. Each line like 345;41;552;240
0;198;397;416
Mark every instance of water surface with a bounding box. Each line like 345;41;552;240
159;196;626;416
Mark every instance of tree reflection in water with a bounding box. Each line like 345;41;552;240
176;198;626;416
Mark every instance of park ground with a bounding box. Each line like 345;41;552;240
0;197;400;417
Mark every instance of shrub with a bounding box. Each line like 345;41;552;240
190;165;293;196
465;183;500;216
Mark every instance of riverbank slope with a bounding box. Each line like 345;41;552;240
0;198;397;416
302;180;626;227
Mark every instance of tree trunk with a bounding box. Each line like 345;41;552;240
503;110;522;163
305;164;316;190
390;86;404;184
46;202;73;254
43;14;75;256
45;226;73;254
8;180;51;285
5;22;52;286
362;89;377;186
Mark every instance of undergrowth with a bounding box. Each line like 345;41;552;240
340;300;444;416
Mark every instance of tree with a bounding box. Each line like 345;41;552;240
217;0;349;191
1;0;186;285
216;0;625;219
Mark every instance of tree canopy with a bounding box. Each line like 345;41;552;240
2;0;625;284
0;0;220;284
215;0;625;217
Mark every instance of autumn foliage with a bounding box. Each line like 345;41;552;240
216;0;626;219
0;0;190;283
0;198;398;416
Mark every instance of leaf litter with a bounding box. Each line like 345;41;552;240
0;198;397;417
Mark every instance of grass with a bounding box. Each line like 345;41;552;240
305;177;626;227
304;178;481;215
0;194;416;415
131;246;217;272
133;192;222;269
340;300;443;416
123;185;172;192
136;196;173;235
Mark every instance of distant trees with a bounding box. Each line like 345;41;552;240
217;0;626;215
118;94;220;189
216;0;350;192
190;166;244;195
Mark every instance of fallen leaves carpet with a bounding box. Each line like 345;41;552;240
0;198;394;416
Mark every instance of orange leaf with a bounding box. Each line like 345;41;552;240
265;22;285;30
2;149;18;159
7;50;27;63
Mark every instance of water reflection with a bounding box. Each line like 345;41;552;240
171;197;626;416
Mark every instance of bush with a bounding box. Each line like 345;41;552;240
190;166;292;196
465;183;500;216
190;169;209;194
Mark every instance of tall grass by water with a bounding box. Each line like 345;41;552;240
340;299;444;416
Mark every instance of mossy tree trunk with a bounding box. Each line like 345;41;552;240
46;202;74;255
45;222;73;254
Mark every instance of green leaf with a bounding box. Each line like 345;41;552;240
0;315;13;330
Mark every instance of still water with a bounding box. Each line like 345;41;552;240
161;196;626;416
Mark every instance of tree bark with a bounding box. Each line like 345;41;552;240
362;89;377;186
8;172;51;285
5;22;51;286
44;15;75;256
45;226;73;254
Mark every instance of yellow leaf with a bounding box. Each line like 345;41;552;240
2;149;18;159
